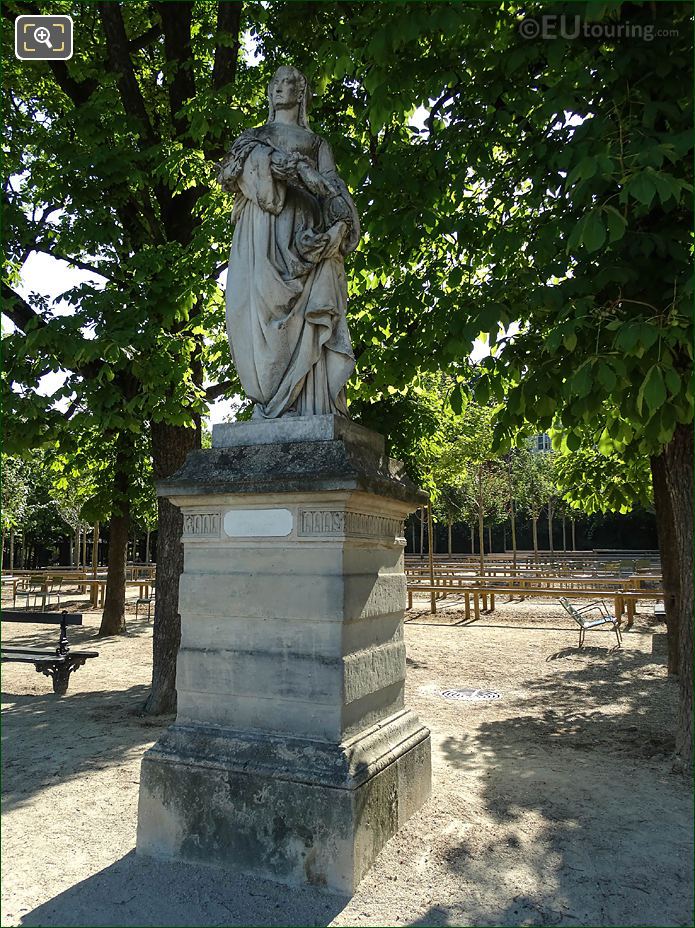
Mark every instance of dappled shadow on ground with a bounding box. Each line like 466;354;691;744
20;851;348;928
426;643;691;927
546;644;621;661
1;684;165;811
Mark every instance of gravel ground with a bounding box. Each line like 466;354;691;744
1;591;692;927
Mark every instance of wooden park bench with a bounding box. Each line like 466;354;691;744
407;580;663;626
1;610;99;694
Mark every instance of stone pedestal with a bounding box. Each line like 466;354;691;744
136;416;431;894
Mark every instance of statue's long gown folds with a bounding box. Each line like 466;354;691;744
223;126;359;418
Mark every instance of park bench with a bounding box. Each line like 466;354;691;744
559;597;622;648
406;581;662;627
14;574;63;611
1;610;98;694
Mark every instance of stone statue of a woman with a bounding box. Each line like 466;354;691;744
218;66;360;419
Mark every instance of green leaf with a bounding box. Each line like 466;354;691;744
570;363;593;399
664;367;681;396
627;172;656;207
566;156;597;189
604;206;627;243
597;428;614;455
637;365;667;415
565;431;581;452
581;213;606;253
474;378;490;405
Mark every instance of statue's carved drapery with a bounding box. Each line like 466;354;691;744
218;67;360;419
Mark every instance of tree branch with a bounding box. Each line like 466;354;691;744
212;2;242;92
18;204;61;264
3;1;98;103
33;245;119;282
425;84;463;135
98;2;158;146
205;379;235;401
206;2;243;161
2;283;47;332
64;397;81;420
52;61;98;105
2;285;103;382
129;22;163;52
156;2;196;138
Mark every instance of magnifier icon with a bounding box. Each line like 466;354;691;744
33;25;53;49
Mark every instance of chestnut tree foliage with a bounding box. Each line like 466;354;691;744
3;0;691;765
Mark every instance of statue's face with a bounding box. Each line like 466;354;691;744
271;70;301;109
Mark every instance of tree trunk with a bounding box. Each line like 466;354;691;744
470;524;475;554
75;526;80;568
9;527;15;571
448;519;452;556
660;424;693;775
427;504;435;614
650;452;680;675
532;516;539;561
487;525;492;554
502;524;506;553
547;503;554;554
562;517;567;552
511;499;517;572
571;518;576;551
81;528;87;568
99;442;131;636
419;509;424;556
90;522;100;607
1;528;5;571
478;466;485;575
144;422;199;716
145;527;151;564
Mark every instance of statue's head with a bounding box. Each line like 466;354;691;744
267;66;310;128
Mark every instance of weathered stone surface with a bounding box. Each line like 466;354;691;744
137;428;431;893
158;423;427;508
137;712;431;893
212;414;384;453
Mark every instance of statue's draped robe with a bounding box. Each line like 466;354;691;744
223;125;359;418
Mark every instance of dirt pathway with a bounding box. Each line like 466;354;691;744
2;598;692;927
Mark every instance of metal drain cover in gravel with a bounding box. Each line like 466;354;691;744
440;688;502;701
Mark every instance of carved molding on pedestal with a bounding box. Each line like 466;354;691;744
298;509;405;542
182;511;222;539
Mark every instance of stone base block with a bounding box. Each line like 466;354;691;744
136;710;431;894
